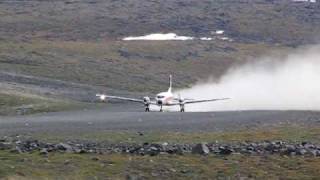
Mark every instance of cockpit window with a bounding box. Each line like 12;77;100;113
157;96;165;99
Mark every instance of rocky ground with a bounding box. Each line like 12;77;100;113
2;137;320;157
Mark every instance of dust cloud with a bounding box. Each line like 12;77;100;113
177;45;320;111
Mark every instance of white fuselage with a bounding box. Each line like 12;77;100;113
155;91;174;106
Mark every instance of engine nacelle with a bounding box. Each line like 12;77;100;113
143;96;151;104
179;97;185;105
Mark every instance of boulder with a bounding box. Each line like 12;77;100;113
55;143;73;152
296;148;307;155
192;143;210;155
0;142;12;150
39;148;49;155
147;146;160;156
218;146;233;155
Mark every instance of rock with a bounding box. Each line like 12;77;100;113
162;142;169;146
138;132;144;136
304;143;315;149
126;174;139;180
218;146;233;155
55;143;73;152
128;146;141;154
308;150;318;157
296;148;307;155
26;140;39;149
246;146;255;151
147;146;160;156
192;143;210;155
2;138;320;157
180;169;189;174
39;148;49;155
0;142;12;150
283;145;296;155
166;146;184;155
74;148;87;154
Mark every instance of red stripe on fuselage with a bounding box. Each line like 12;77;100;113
163;96;173;105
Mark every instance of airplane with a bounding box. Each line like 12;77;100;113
96;75;229;112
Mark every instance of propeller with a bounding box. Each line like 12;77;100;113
96;94;106;101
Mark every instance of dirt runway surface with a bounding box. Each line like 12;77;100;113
1;103;320;136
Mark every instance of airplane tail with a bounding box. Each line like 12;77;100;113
168;75;172;93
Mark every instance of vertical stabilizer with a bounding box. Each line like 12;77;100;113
168;75;172;93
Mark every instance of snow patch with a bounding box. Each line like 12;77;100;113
292;0;316;3
123;33;194;41
200;37;213;41
123;32;232;42
218;37;233;42
215;30;225;35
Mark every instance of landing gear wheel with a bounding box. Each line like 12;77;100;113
160;106;163;112
180;105;185;112
145;107;150;112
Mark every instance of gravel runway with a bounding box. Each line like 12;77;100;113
1;104;320;136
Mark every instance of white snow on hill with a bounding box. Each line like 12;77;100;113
123;33;194;41
123;32;233;42
292;0;316;3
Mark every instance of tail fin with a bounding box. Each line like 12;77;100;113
168;75;172;93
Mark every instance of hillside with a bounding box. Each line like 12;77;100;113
0;0;319;95
1;0;320;44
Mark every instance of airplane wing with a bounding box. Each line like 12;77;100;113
184;98;230;104
96;94;157;104
168;98;230;105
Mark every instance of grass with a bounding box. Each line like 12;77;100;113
0;92;84;116
0;151;320;179
33;125;320;144
0;39;289;93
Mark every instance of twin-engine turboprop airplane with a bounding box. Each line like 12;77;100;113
96;75;229;112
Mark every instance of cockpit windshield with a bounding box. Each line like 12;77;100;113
157;95;165;99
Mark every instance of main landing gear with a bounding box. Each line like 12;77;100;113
145;107;150;112
144;103;150;112
180;104;185;112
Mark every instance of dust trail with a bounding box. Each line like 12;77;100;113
177;45;320;111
